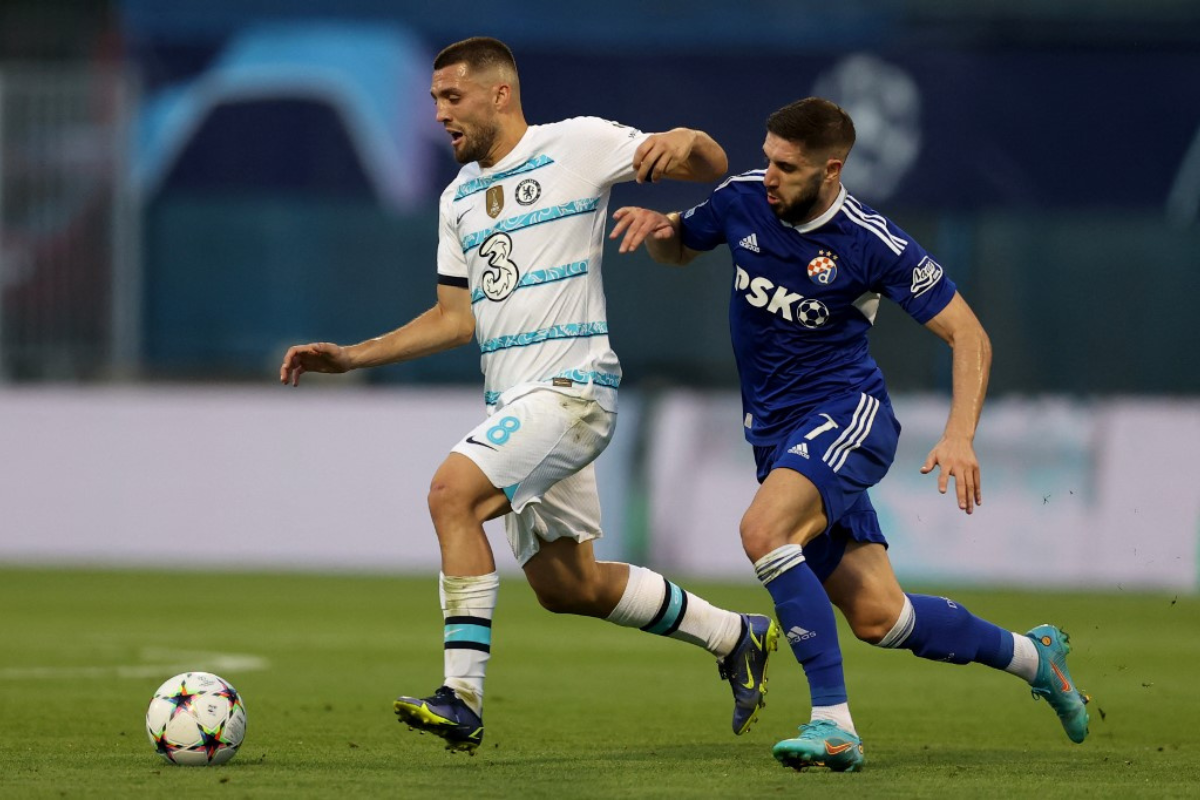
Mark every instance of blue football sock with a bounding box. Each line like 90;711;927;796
755;545;847;706
892;593;1014;669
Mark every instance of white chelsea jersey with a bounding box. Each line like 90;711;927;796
436;116;649;413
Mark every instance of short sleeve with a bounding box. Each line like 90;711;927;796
872;231;957;324
678;190;727;253
436;187;468;287
557;116;650;187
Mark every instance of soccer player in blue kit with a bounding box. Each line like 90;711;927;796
610;97;1091;772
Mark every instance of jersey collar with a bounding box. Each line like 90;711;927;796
782;184;846;234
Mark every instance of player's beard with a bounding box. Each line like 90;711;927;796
455;120;501;165
771;172;824;225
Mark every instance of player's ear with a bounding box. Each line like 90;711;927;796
825;157;844;183
493;82;511;111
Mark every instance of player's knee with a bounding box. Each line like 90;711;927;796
841;602;903;645
852;614;894;645
426;480;453;517
738;517;784;563
738;516;821;563
428;474;494;522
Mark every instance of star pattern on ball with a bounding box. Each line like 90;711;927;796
196;723;227;763
212;682;242;712
149;725;180;758
159;680;198;720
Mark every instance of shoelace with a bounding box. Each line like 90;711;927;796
798;721;841;739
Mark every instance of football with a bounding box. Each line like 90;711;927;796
145;672;247;766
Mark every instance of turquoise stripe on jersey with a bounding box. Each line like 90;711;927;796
546;369;621;389
444;622;492;646
482;369;619;406
479;322;608;355
471;260;589;304
644;581;685;635
453;155;554;201
461;197;600;252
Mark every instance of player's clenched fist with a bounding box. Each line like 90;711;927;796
633;129;694;183
279;342;352;386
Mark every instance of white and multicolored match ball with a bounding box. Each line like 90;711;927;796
145;671;247;766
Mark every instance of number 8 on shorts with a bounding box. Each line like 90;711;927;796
487;416;522;445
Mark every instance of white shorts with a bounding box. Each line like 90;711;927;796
450;386;616;566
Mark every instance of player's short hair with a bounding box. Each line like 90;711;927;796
767;98;855;158
434;37;518;80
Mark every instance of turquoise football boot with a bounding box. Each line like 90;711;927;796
1026;624;1091;743
772;720;864;772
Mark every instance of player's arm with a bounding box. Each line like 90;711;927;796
919;291;992;514
634;128;728;184
610;208;702;266
279;283;475;386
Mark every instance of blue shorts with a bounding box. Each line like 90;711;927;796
751;392;900;582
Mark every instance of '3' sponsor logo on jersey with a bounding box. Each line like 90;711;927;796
479;232;520;301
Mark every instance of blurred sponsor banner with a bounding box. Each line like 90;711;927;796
2;388;1196;590
0;387;631;572
648;393;1200;591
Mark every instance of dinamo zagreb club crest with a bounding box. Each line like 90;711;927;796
807;250;839;285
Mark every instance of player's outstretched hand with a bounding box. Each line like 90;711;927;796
920;435;982;514
633;129;695;183
610;207;676;254
279;342;352;387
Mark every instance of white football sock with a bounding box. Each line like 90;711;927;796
439;571;499;716
810;702;857;736
606;564;743;658
1005;631;1040;683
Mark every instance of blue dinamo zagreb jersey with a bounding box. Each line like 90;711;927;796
680;170;957;445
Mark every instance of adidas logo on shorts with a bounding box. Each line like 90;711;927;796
738;233;760;253
787;442;809;459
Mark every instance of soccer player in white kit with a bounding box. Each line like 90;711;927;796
279;37;779;753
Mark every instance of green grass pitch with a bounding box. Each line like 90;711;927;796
1;568;1196;798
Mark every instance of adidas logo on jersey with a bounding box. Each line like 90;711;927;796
787;442;809;459
737;233;761;253
787;626;816;644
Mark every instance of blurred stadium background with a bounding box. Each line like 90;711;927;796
1;0;1197;591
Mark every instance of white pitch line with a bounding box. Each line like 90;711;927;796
0;648;269;680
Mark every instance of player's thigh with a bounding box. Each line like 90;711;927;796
740;468;827;560
450;388;614;512
823;541;907;643
758;392;900;526
506;461;604;569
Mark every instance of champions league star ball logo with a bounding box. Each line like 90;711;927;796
807;251;838;285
